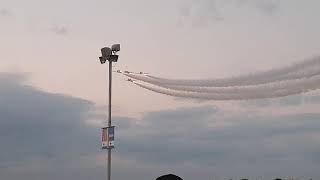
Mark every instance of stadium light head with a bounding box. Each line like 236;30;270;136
99;44;120;64
101;47;112;59
109;54;118;62
99;56;107;64
111;44;120;52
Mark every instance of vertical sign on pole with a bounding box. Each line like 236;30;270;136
102;126;115;149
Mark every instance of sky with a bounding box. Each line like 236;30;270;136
1;0;320;179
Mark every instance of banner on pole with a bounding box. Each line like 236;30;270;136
102;126;115;149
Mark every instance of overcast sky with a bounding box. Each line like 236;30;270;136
1;0;320;180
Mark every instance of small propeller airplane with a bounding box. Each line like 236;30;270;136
126;78;135;82
112;70;123;73
137;71;148;75
124;70;133;74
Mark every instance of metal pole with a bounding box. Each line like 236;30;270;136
107;60;112;180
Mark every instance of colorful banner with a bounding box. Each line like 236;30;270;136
102;126;115;149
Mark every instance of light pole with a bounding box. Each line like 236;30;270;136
99;44;120;180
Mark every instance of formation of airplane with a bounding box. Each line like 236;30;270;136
113;69;148;75
112;69;148;83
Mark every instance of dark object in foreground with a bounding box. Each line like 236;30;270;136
156;174;183;180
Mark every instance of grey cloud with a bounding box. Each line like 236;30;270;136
0;73;98;167
0;73;142;180
114;106;221;164
0;8;10;17
254;0;280;15
235;0;280;15
49;26;68;35
0;73;144;180
176;0;223;28
113;105;320;178
176;0;280;27
2;72;320;179
178;3;191;18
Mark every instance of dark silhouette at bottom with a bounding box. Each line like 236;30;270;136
156;174;183;180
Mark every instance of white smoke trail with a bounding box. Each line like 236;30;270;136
134;57;320;87
124;65;320;90
152;75;320;94
133;74;320;100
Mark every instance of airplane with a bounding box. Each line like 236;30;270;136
118;70;148;75
124;70;133;74
112;70;123;73
126;78;135;82
138;71;148;75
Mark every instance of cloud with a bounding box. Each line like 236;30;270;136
176;0;223;28
1;72;320;179
254;0;280;15
0;73;149;180
176;0;280;27
0;72;97;167
49;26;68;35
113;105;320;178
0;8;10;17
235;0;280;15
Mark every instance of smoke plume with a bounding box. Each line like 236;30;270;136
122;56;320;100
127;57;320;87
134;74;320;100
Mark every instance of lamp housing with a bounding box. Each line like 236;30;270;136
111;44;120;52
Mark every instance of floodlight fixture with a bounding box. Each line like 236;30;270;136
101;47;112;59
109;55;118;62
111;44;120;52
99;56;107;64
